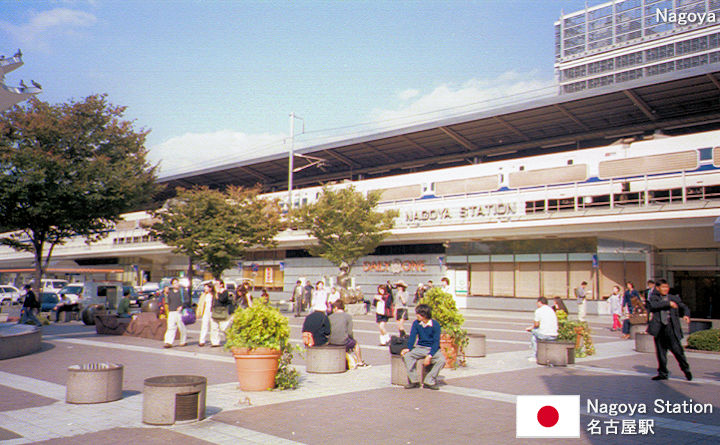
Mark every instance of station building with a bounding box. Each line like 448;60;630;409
2;57;720;319
556;0;720;94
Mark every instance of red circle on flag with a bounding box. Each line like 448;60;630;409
537;405;559;428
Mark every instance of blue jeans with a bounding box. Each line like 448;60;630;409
530;329;557;356
19;308;41;326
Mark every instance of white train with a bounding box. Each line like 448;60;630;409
266;129;720;215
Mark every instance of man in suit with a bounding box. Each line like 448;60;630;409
647;279;692;381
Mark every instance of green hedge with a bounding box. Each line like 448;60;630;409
687;328;720;352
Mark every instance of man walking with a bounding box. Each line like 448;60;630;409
292;279;304;317
647;279;692;381
18;284;41;326
526;297;558;361
163;278;188;348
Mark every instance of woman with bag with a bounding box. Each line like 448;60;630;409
196;282;215;347
207;280;233;347
375;285;392;346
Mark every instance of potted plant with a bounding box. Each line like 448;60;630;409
556;310;595;358
224;300;298;390
419;287;468;368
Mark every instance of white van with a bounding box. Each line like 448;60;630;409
66;282;124;325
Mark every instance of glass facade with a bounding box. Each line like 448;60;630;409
556;0;720;94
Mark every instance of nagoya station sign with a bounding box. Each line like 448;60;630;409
394;198;525;228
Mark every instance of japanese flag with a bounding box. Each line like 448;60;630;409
516;395;580;438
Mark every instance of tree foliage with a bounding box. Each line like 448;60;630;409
149;185;283;280
292;185;397;272
0;95;157;289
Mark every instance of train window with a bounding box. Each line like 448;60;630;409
519;166;525;171
567;159;574;165
699;147;712;161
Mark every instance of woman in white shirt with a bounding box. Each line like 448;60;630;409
311;281;329;313
375;285;392;345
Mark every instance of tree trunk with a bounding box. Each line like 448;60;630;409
32;239;45;295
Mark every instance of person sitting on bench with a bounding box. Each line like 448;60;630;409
328;300;369;368
400;304;445;390
525;296;558;361
302;308;331;347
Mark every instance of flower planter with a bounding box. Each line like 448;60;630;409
231;347;282;391
440;333;459;368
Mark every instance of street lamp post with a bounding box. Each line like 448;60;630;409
287;112;304;210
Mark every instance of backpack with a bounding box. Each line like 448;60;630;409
388;334;408;355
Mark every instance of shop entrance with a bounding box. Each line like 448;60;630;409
673;271;720;319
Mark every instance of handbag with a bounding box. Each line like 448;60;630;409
375;299;385;315
389;334;408;355
211;305;229;321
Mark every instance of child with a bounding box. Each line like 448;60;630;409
608;285;623;331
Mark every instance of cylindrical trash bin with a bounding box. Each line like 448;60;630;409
464;333;486;357
66;362;123;404
635;332;655;353
143;375;207;425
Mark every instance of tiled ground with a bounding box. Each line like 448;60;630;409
0;309;718;444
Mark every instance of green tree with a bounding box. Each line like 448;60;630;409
293;185;397;274
149;185;283;281
0;95;157;291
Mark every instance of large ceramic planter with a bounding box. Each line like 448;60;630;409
440;333;459;368
231;347;282;391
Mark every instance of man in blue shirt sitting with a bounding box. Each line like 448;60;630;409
400;304;446;390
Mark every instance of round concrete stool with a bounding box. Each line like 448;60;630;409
391;353;432;385
629;323;648;340
635;332;655;353
0;324;41;360
537;340;575;366
305;345;347;374
143;375;206;425
464;333;486;357
66;362;123;404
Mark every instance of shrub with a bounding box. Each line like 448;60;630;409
687;328;720;352
419;287;468;367
555;309;595;357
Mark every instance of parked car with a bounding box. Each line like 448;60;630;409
40;292;59;312
34;279;69;293
0;285;21;304
58;284;84;304
139;282;159;298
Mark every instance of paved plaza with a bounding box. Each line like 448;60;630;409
1;307;719;444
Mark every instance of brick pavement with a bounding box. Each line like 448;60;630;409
0;309;718;444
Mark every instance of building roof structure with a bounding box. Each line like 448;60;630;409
0;50;41;112
156;64;720;202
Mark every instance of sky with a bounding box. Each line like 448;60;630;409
0;0;600;176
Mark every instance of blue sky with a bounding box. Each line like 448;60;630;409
1;0;597;175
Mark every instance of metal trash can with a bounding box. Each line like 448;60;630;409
142;375;206;425
66;362;123;404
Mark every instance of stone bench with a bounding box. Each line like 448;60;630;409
537;339;575;366
143;375;206;425
635;332;655;353
390;353;432;385
0;324;41;360
66;362;123;404
464;333;486;358
305;344;347;374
